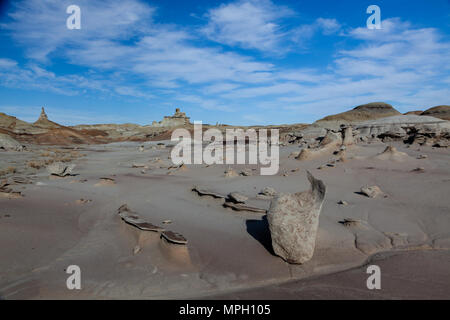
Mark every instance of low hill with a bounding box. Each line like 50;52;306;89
404;110;423;116
0;112;35;132
33;127;106;145
0;108;109;145
316;102;401;123
421;105;450;120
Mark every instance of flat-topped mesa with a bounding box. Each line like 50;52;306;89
151;107;191;127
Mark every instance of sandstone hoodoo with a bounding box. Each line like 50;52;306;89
152;108;191;127
37;107;48;121
267;171;326;264
342;125;354;146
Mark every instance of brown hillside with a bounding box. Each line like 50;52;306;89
0;112;34;132
33;127;104;145
404;110;423;116
421;105;450;120
317;102;400;123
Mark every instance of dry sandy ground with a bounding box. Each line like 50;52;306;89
0;141;449;299
209;250;450;299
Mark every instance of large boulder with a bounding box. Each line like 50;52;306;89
0;133;24;151
47;162;76;177
267;171;326;264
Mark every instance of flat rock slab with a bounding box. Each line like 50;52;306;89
228;192;248;203
223;201;267;213
129;221;165;232
161;231;188;244
192;186;226;199
10;176;31;184
117;204;165;232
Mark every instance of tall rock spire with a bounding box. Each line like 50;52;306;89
38;107;48;121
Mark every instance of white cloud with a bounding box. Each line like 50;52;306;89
290;17;341;48
5;0;154;61
3;0;276;92
203;83;241;94
202;0;293;52
0;58;17;69
114;86;154;99
202;1;340;53
316;18;341;35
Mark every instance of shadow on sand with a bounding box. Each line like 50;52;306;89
246;215;275;256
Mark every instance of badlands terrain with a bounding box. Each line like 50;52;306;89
0;103;449;299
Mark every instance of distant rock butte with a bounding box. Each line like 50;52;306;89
317;102;401;123
151;108;191;127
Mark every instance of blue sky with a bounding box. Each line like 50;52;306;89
0;0;449;125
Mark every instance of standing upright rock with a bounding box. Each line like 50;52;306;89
38;107;48;121
33;107;61;129
267;171;326;264
342;126;354;146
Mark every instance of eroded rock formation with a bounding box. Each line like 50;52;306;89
151;108;191;127
267;171;326;264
